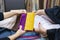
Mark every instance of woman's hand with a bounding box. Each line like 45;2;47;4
10;9;27;15
8;25;26;40
36;9;46;15
16;25;26;36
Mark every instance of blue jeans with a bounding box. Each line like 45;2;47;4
0;28;47;40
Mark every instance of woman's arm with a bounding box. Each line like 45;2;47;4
3;9;26;19
36;9;46;15
36;6;60;24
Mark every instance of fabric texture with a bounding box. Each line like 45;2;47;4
45;6;60;24
0;12;4;21
0;15;17;29
0;27;15;38
47;29;60;40
0;37;10;40
34;15;60;30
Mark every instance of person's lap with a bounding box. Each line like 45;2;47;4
0;28;47;40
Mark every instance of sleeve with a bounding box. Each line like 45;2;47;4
47;29;56;40
0;37;10;40
0;12;4;21
45;6;60;24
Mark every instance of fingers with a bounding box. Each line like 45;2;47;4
38;22;40;27
34;22;41;32
19;9;27;13
37;22;41;32
19;25;22;30
18;25;26;33
10;9;27;14
35;10;44;15
35;10;40;15
38;22;47;37
19;25;25;31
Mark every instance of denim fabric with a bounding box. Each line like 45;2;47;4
45;6;60;24
0;28;47;40
0;28;15;38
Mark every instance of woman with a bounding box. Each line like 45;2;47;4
36;6;60;40
0;10;26;40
